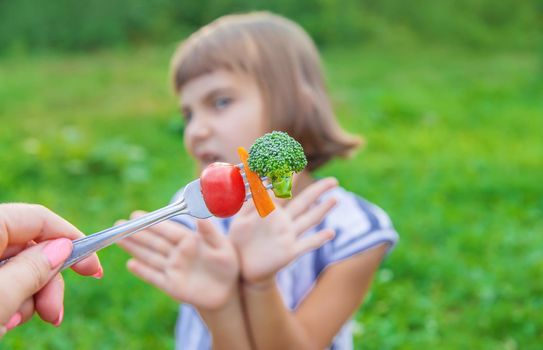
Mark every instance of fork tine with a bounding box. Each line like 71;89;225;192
236;162;268;181
244;183;273;201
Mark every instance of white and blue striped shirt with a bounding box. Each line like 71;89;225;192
170;186;399;350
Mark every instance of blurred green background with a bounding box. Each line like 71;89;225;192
0;0;541;349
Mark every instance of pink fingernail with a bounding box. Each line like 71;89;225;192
91;266;104;279
5;312;22;330
53;306;64;327
43;238;73;269
0;325;6;337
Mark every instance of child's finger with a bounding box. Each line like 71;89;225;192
114;219;126;226
196;220;223;248
172;233;198;264
122;230;174;257
151;220;194;244
119;228;163;248
129;211;185;242
292;198;337;236
117;239;167;271
294;229;335;257
168;234;198;271
129;210;148;220
126;259;165;289
285;178;338;219
123;212;194;244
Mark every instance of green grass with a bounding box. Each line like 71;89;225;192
0;43;541;349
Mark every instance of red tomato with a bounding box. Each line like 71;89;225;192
200;162;246;218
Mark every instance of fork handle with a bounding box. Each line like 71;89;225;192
61;201;187;270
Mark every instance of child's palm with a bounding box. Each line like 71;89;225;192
117;214;239;310
230;209;297;282
230;178;338;284
160;227;238;308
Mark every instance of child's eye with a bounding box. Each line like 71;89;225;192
182;110;192;123
214;97;232;110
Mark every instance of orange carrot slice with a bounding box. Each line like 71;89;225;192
238;146;275;217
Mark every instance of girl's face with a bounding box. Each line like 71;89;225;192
180;70;267;172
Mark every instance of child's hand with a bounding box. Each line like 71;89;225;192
229;178;338;286
117;213;239;311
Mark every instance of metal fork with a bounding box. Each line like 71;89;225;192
59;164;270;270
0;180;212;270
0;165;270;270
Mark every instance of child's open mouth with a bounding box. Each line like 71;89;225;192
198;153;222;167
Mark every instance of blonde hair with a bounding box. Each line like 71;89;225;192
171;12;362;171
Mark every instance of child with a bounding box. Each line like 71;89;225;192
117;12;398;350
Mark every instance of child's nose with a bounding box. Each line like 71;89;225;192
186;115;213;140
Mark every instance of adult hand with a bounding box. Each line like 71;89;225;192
0;203;103;337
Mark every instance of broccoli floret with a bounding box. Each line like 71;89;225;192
248;131;308;198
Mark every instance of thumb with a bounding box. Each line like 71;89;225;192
0;238;72;323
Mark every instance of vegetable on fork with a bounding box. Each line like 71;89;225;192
247;131;307;199
237;146;275;217
199;131;307;218
200;162;246;218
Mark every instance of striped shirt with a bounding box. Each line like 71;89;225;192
170;186;399;350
